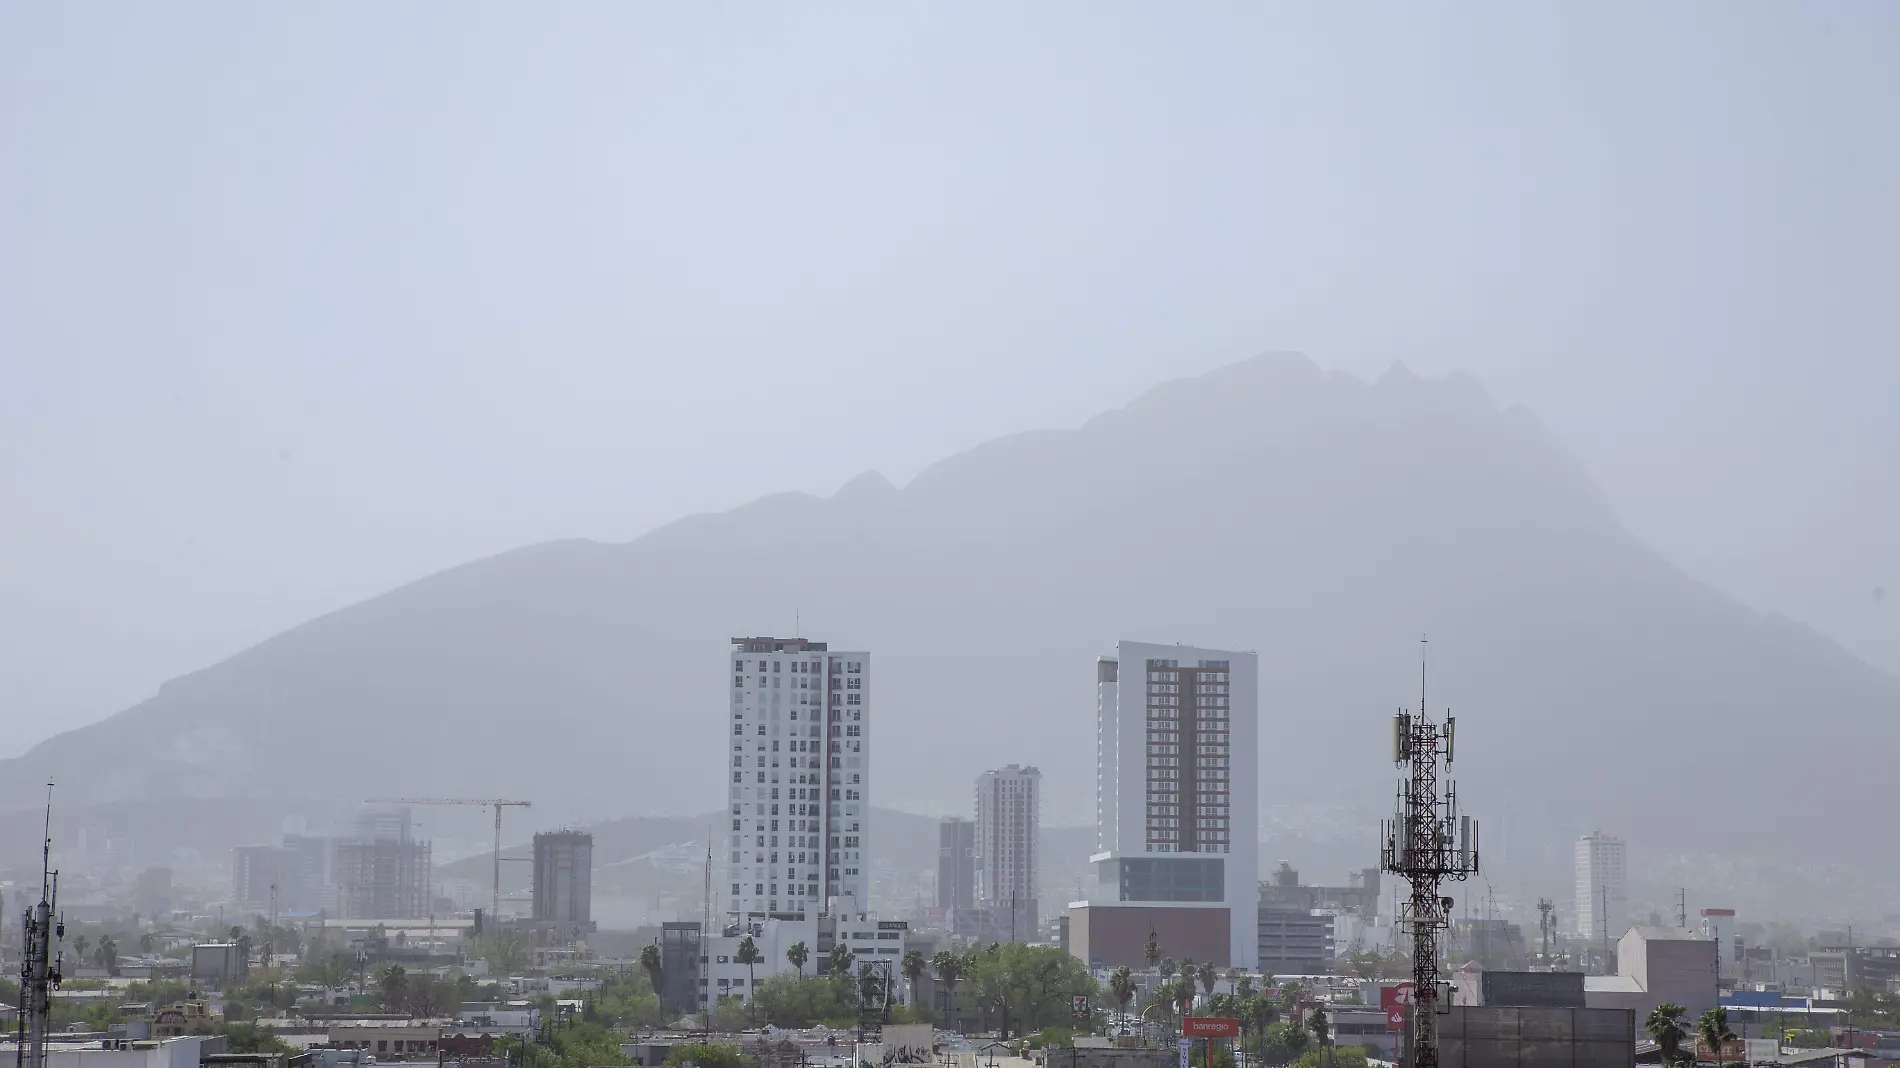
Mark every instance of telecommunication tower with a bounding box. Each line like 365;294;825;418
17;784;63;1068
1380;650;1480;1068
1537;899;1556;964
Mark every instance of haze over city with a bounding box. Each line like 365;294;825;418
0;6;1897;1068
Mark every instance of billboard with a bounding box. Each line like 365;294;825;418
1182;1018;1240;1038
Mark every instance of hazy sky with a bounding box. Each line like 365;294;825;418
3;2;1896;754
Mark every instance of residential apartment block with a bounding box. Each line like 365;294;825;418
1070;641;1258;968
728;637;870;921
975;765;1041;940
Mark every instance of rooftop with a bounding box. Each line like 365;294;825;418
1627;926;1715;942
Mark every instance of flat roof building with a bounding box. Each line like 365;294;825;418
1070;642;1258;968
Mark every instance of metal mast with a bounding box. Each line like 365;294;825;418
1381;647;1479;1068
18;783;62;1068
1537;899;1555;965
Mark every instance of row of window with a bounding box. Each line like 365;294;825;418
733;659;862;673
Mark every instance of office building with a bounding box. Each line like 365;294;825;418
532;830;594;934
975;764;1041;940
728;637;870;922
1574;832;1628;943
1069;641;1258;968
937;818;975;912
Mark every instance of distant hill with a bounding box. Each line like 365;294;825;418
6;353;1894;908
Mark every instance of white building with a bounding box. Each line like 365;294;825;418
1074;641;1258;968
702;912;913;1005
728;637;870;921
975;764;1042;940
1574;831;1629;943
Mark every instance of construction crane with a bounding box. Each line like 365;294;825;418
365;797;531;920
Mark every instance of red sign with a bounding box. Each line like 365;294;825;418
1380;984;1415;1030
1182;1017;1240;1039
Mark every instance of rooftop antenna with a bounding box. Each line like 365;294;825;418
700;826;712;1034
1381;639;1478;1068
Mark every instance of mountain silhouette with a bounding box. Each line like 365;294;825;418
6;353;1891;878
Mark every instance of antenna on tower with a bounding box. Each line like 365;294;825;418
19;781;61;1068
1381;645;1479;1068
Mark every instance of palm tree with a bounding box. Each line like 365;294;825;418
931;951;964;1022
1196;962;1217;1003
1145;930;1162;972
1645;1003;1688;1066
377;963;408;1010
1109;967;1137;1031
639;943;664;997
902;950;928;1009
1236;974;1256;1001
96;938;118;974
1698;1008;1737;1067
1160;957;1179;980
139;932;156;955
1238;994;1276;1058
735;936;763;1019
787;941;810;978
73;935;91;965
1178;962;1198;1012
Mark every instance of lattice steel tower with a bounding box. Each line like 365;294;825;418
1380;652;1479;1068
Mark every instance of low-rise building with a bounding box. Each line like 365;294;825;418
323;1018;454;1060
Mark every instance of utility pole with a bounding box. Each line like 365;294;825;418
1599;886;1609;974
1380;642;1479;1068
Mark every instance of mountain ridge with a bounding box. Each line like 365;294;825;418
4;352;1892;895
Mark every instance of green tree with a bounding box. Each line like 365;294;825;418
664;1043;743;1068
735;936;764;1017
139;932;155;955
73;935;91;965
220;1021;294;1055
640;944;664;998
709;995;752;1031
475;932;530;975
787;941;809;978
376;963;407;1011
1645;1003;1688;1066
932;951;966;1021
1197;962;1218;1001
1108;966;1136;1026
1260;1021;1311;1067
752;974;856;1028
1698;1008;1737;1067
1292;1047;1366;1068
963;943;1097;1040
902;950;928;1009
1160;957;1178;979
826;942;855;978
1306;1003;1330;1066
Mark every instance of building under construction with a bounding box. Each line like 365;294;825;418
335;807;431;919
525;829;594;943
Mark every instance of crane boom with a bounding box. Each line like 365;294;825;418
363;797;531;920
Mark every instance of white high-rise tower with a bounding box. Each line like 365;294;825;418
728;638;870;921
1574;831;1628;942
1075;641;1258;968
975;764;1042;940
